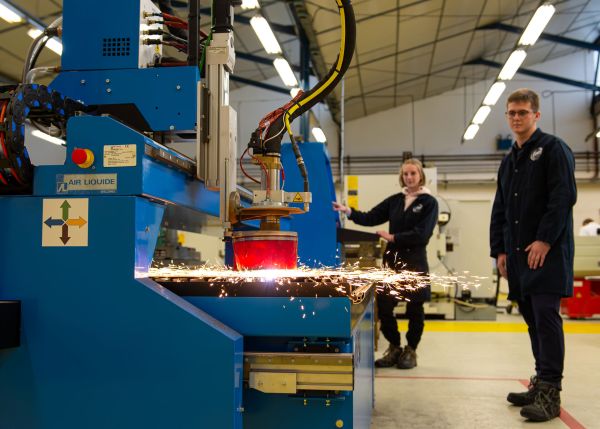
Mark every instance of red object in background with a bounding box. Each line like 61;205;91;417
233;231;297;270
560;277;600;318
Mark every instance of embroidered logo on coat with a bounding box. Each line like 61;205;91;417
412;203;423;213
530;147;543;161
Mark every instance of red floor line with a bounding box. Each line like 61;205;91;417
375;374;522;382
518;379;586;429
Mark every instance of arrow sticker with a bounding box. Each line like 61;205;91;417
60;200;71;221
60;224;71;245
44;217;64;228
66;216;87;228
42;198;88;247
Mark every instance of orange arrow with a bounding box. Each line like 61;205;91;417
66;216;87;228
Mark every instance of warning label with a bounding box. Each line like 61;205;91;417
293;193;304;203
104;144;137;167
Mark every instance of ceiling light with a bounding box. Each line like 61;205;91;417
273;58;298;87
0;1;22;23
27;28;63;56
519;4;555;46
498;50;526;80
596;130;600;138
472;106;491;125
463;124;479;141
312;127;327;143
241;0;260;9
250;16;281;54
483;82;506;106
290;87;301;98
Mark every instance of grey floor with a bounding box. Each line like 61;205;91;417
370;313;600;429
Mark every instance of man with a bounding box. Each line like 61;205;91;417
490;89;577;422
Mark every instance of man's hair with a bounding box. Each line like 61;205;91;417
399;158;426;187
507;88;540;112
583;218;594;226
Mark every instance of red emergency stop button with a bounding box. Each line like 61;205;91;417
72;148;94;168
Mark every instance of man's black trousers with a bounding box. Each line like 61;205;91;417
518;293;565;388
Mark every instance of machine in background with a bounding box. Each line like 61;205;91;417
0;1;374;428
560;236;600;318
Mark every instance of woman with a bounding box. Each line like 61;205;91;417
333;159;438;369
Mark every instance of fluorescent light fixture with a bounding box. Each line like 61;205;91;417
498;49;526;80
472;106;491;125
483;82;506;106
290;87;301;98
312;127;327;143
519;4;555;46
463;124;480;141
27;28;63;56
273;58;298;87
241;0;260;9
0;1;22;23
250;16;281;54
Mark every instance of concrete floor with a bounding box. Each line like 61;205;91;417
370;313;600;429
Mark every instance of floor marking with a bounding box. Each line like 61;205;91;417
374;374;587;428
395;320;600;334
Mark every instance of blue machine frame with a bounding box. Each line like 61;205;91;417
0;1;374;427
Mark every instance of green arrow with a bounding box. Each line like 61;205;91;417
60;200;71;221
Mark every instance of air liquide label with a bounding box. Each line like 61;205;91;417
104;144;137;167
56;174;117;193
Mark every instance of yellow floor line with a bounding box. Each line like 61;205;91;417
396;320;600;334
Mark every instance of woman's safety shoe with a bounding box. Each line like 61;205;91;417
397;345;417;369
374;344;402;368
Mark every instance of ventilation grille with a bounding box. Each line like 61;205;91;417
102;37;131;57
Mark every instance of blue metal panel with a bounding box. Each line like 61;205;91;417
34;116;221;216
281;143;340;267
50;67;199;131
243;391;354;428
352;297;375;427
0;195;243;428
61;0;141;71
184;297;354;337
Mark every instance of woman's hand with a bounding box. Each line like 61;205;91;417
377;231;395;242
332;201;351;215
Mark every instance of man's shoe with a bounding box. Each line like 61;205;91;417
375;344;402;368
507;375;538;406
520;381;561;422
397;345;417;369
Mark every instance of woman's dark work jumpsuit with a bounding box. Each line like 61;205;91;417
349;191;438;351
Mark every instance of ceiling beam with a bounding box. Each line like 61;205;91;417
200;7;296;36
467;58;600;92
231;75;289;95
479;22;600;51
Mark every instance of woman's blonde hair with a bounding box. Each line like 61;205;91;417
399;158;426;187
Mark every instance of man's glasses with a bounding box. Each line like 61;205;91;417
506;110;534;118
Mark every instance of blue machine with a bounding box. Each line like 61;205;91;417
281;142;341;268
0;1;374;428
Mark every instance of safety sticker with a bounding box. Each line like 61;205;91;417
293;193;303;203
104;144;137;167
56;174;117;193
42;198;88;247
